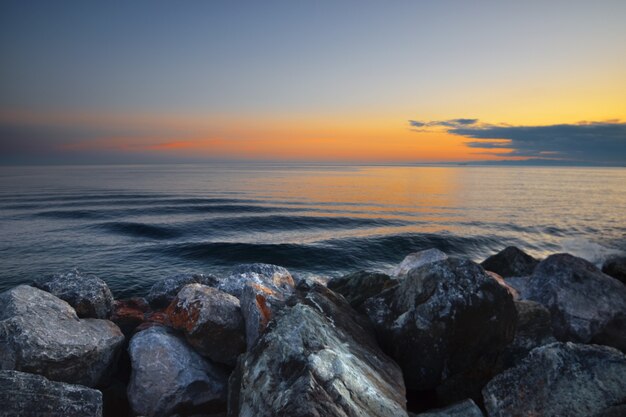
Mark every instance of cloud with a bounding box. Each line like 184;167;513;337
410;119;626;164
409;118;479;130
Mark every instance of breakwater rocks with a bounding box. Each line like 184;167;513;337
1;250;625;417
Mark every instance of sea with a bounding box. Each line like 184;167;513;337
1;164;624;298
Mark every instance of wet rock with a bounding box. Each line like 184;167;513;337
240;282;286;349
110;297;150;336
0;285;124;387
391;248;448;277
364;258;517;403
128;326;229;417
593;404;626;417
481;246;539;278
166;284;246;366
502;276;530;298
485;271;519;299
218;263;295;298
327;270;397;309
411;399;484;417
147;273;218;309
0;370;103;417
497;300;556;369
229;284;408;417
483;342;626;417
33;270;114;319
525;253;626;351
602;255;626;284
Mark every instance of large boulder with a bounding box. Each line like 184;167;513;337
147;273;218;309
229;284;408;417
0;285;124;387
33;270;114;319
240;282;287;349
483;342;626;417
496;300;556;370
480;246;539;278
411;399;484;417
166;284;246;366
524;253;626;351
0;370;103;417
391;248;448;277
602;255;626;285
218;263;295;298
327;270;397;309
128;326;229;417
364;258;517;403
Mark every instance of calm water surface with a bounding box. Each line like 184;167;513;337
1;164;624;297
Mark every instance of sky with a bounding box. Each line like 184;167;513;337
1;0;625;165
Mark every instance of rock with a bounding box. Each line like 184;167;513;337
602;255;626;284
593;404;626;417
110;297;150;336
166;284;246;366
128;326;229;417
33;270;114;319
412;399;484;417
497;300;556;369
147;273;219;309
391;248;448;277
364;258;517;403
218;263;295;298
502;276;530;298
229;284;408;417
481;246;539;278
0;285;124;387
485;271;519;299
483;342;626;417
0;370;103;417
524;253;626;351
327;270;397;309
240;282;286;349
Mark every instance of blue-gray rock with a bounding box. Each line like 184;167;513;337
239;282;287;349
0;285;124;387
364;258;517;404
481;246;539;278
411;399;484;417
218;263;294;298
327;270;397;309
147;273;219;309
0;370;103;417
483;342;626;417
602;255;626;285
128;326;229;417
166;284;246;366
33;270;114;319
228;284;408;417
524;253;626;351
391;248;448;277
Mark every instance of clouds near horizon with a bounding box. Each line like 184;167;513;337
410;119;626;164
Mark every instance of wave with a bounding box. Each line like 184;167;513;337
93;222;182;239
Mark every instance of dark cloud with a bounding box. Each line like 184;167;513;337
409;118;479;130
411;118;626;164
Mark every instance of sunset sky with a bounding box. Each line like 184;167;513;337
1;1;625;165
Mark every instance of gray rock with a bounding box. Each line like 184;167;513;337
0;370;103;417
128;326;229;417
0;285;124;387
525;253;626;351
483;342;626;417
497;300;556;370
166;284;246;366
503;276;530;298
391;248;448;277
481;246;539;278
229;284;408;417
240;282;286;349
593;404;626;417
147;273;218;309
602;255;626;284
364;258;517;403
33;270;114;319
412;399;484;417
327;270;397;309
218;263;295;298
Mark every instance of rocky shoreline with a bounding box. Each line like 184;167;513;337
1;248;625;417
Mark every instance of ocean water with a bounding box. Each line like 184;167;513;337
0;164;624;298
